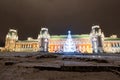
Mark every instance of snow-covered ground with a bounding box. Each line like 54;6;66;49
0;52;120;80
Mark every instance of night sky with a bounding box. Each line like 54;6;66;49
0;0;120;46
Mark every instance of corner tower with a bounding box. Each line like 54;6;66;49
38;28;50;52
90;25;104;53
5;29;18;51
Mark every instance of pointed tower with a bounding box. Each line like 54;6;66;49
38;28;50;52
90;25;104;53
5;29;18;51
63;30;76;52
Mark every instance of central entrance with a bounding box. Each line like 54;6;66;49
63;30;76;52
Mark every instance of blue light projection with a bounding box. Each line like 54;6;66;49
63;30;76;52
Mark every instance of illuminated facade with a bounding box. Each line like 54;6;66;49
104;35;120;53
4;25;120;53
48;34;92;53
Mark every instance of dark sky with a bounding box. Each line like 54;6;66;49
0;0;120;45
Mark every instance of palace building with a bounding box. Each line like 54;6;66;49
4;25;120;53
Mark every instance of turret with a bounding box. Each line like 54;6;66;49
5;29;18;51
38;28;50;52
90;25;104;53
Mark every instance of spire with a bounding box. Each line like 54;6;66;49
68;30;71;39
63;30;76;52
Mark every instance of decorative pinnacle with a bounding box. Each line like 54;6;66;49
68;30;71;34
